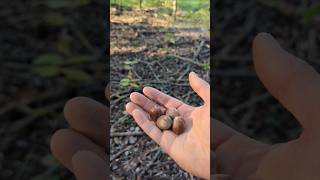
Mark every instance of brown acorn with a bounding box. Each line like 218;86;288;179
149;104;165;121
172;116;185;135
156;115;173;130
159;106;166;114
166;107;179;119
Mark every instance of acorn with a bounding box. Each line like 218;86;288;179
166;107;179;119
149;104;165;121
172;116;185;135
156;115;173;130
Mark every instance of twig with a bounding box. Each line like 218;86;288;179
213;55;251;62
256;0;299;16
0;102;17;115
111;131;144;137
147;63;161;82
9;102;64;132
68;19;99;56
218;9;255;56
177;64;190;81
110;145;134;162
193;40;205;60
139;149;161;175
145;80;189;87
172;55;204;67
111;114;129;131
239;106;256;132
216;109;236;128
230;93;270;115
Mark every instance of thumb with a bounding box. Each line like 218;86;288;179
189;72;210;104
253;32;320;132
72;150;108;180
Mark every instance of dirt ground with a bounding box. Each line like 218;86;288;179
214;0;320;143
0;1;106;179
110;7;209;179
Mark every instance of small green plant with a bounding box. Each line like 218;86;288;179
164;32;176;44
300;3;320;24
120;60;139;88
45;12;66;27
32;53;92;82
201;63;210;71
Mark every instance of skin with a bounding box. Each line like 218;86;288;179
214;33;320;180
126;72;210;179
50;85;109;180
49;32;320;180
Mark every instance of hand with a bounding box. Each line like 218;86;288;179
214;33;320;180
126;72;210;179
50;85;109;180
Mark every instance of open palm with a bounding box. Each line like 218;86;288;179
214;33;320;180
126;72;210;179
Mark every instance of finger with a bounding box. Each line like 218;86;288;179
128;107;162;144
212;119;237;151
143;87;186;109
50;129;105;171
72;150;108;180
64;97;108;147
130;92;158;112
189;72;210;104
253;32;320;131
105;83;110;101
125;102;145;115
212;119;269;175
130;108;176;153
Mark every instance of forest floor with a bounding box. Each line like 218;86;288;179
0;1;106;179
110;7;209;179
214;0;320;143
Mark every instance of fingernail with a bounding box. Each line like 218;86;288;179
190;71;198;77
132;109;140;115
125;103;130;109
142;87;148;93
256;32;280;48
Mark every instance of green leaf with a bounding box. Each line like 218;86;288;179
65;56;90;64
301;3;320;23
46;13;65;26
61;68;92;82
56;34;72;56
123;60;138;65
130;82;139;88
120;78;130;87
201;63;210;70
33;66;60;77
123;65;132;70
33;53;64;66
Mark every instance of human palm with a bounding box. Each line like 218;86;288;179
214;33;320;180
126;72;210;179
